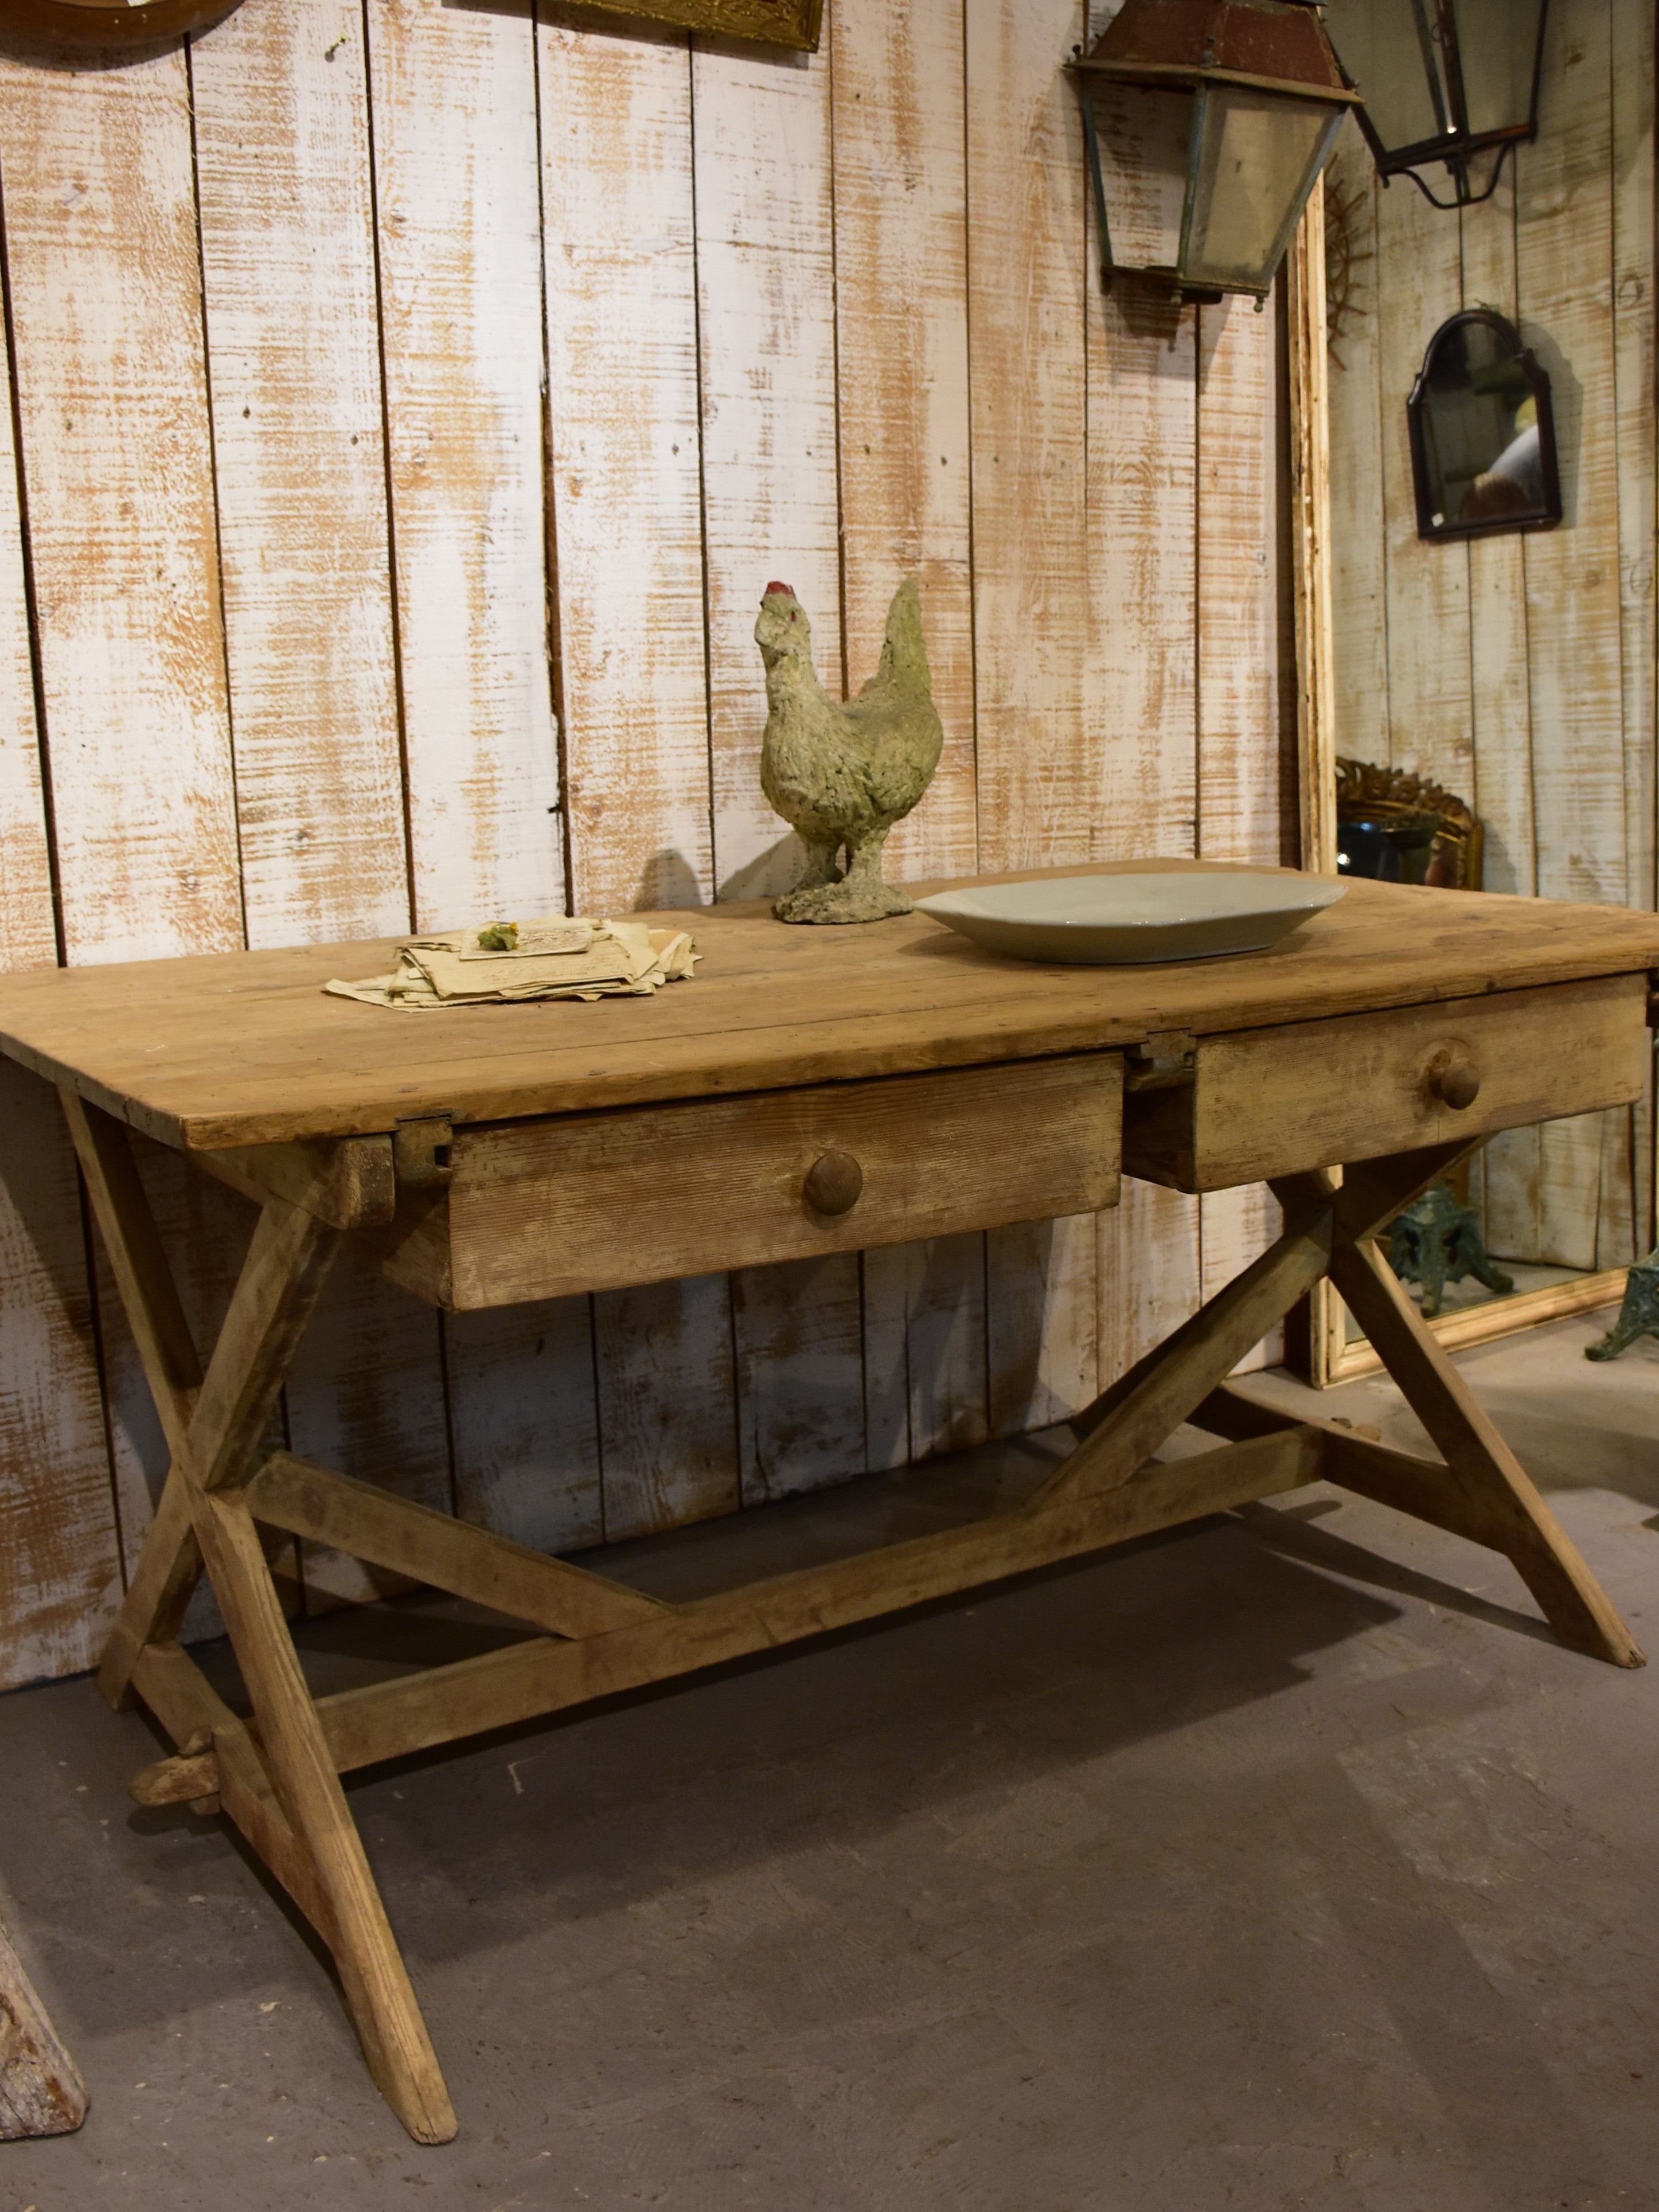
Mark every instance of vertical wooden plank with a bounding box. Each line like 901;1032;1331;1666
833;0;989;1457
1077;19;1208;862
1517;0;1627;1272
446;1300;603;1555
1197;298;1280;869
0;225;116;1659
593;1276;738;1543
365;0;563;932
696;29;840;902
540;17;711;914
539;19;728;1542
94;1142;266;1640
190;0;411;947
0;1060;120;1692
1323;131;1390;777
1459;170;1541;1260
1459;175;1536;894
0;46;241;963
1100;1179;1204;1377
1287;183;1346;1383
860;1245;910;1471
368;0;598;1550
733;1256;864;1503
986;1214;1097;1437
1079;0;1200;1395
191;0;454;1596
1519;0;1625;908
1197;291;1286;1371
284;1246;451;1610
967;0;1101;1435
1376;166;1472;794
0;42;237;1680
694;28;870;1495
0;286;50;971
896;1232;989;1460
1611;0;1656;1256
831;0;975;886
967;0;1089;873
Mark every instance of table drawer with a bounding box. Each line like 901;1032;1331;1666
376;1053;1123;1308
1122;975;1650;1192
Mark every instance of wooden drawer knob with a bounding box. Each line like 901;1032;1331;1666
803;1149;862;1215
1431;1053;1482;1111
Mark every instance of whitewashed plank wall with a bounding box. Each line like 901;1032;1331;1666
1325;0;1656;1271
0;0;1290;1690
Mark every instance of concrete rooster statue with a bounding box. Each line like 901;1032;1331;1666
755;577;944;923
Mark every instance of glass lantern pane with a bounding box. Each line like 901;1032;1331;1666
1452;0;1545;138
1321;0;1450;155
1082;77;1191;277
1184;87;1337;292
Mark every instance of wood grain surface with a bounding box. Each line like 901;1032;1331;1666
191;0;411;949
0;38;239;1687
367;0;564;933
540;16;711;916
3;869;1658;1150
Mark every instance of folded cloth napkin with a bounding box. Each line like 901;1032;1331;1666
326;917;698;1009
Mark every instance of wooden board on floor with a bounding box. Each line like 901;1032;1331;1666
0;1909;86;2139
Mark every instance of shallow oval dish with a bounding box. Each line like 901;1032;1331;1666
915;870;1346;966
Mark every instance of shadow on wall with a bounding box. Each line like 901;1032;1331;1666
633;850;705;911
715;833;806;907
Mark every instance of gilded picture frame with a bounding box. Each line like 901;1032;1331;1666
568;0;823;50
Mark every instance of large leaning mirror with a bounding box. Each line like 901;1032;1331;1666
1287;162;1639;1389
1407;308;1561;541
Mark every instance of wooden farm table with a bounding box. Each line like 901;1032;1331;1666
2;859;1657;2144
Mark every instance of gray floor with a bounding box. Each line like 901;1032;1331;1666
3;1309;1659;2210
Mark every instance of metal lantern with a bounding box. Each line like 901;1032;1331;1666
1067;0;1360;307
1320;0;1548;208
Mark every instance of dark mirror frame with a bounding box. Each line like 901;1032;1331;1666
1407;308;1562;543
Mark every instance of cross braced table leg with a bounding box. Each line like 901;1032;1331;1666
61;1095;458;2144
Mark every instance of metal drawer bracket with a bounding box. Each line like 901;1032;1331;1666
1125;1029;1197;1091
394;1115;454;1188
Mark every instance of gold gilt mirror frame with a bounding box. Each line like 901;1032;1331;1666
1286;179;1631;1388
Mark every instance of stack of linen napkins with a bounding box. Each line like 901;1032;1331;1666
326;917;698;1010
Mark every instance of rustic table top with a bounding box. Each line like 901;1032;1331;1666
3;863;1657;1151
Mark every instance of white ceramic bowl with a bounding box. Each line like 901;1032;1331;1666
915;870;1346;966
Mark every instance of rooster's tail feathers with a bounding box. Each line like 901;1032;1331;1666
876;577;930;689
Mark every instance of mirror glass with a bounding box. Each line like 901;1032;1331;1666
1408;309;1560;540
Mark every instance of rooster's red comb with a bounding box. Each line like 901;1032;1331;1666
763;580;796;599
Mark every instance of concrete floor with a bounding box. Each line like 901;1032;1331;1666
3;1309;1659;2210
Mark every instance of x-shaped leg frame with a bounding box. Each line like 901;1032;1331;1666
67;1097;1641;2144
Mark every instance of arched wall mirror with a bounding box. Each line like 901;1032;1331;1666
1407;309;1561;541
